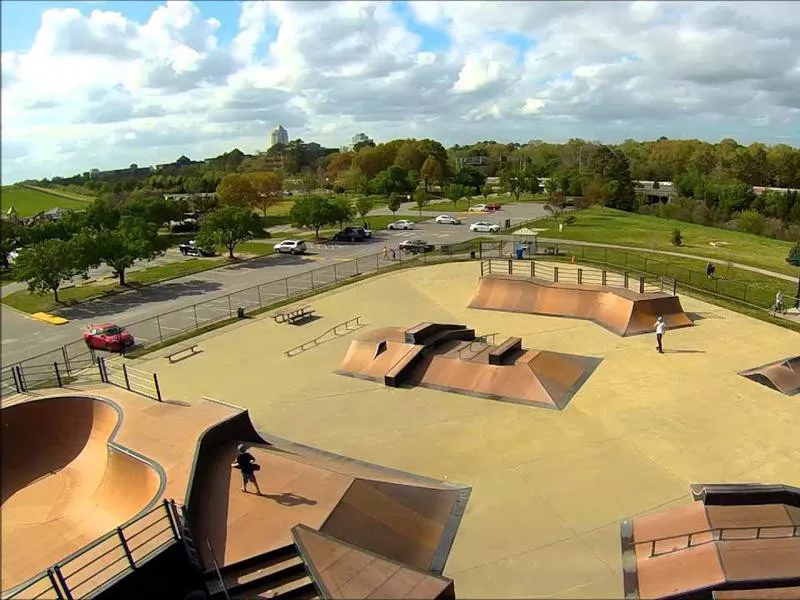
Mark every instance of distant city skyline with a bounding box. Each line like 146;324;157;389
270;124;289;148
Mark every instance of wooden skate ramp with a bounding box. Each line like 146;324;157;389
469;274;693;336
740;356;800;396
620;484;800;600
1;396;164;590
293;524;455;599
337;324;601;409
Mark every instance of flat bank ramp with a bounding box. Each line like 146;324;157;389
469;274;693;336
293;524;454;599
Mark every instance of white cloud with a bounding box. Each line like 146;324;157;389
2;0;799;183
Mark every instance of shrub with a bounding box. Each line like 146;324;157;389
564;215;577;225
671;228;683;246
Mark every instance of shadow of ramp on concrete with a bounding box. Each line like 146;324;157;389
739;355;800;396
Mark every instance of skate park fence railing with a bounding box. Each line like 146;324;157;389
480;258;678;295
1;499;184;600
3;239;795;388
0;356;162;402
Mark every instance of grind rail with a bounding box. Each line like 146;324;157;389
637;523;800;559
284;316;363;357
480;258;678;295
1;499;183;600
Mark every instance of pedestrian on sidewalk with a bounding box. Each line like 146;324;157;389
232;443;261;494
390;248;396;260
706;262;716;279
382;245;388;260
654;316;666;353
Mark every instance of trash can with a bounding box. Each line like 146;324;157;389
237;307;245;319
469;250;476;259
515;247;524;260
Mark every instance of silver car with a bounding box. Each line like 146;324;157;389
435;215;461;225
387;220;415;230
273;239;307;254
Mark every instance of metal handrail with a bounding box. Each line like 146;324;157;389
207;539;231;600
284;316;363;357
638;524;800;558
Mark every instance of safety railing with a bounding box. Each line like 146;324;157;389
284;316;363;357
457;332;499;360
100;359;162;402
1;499;183;600
1;357;103;400
640;523;800;559
480;258;678;295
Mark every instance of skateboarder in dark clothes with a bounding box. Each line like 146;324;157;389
232;443;261;494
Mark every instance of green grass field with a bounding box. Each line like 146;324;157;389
0;185;92;217
23;185;95;202
536;206;799;276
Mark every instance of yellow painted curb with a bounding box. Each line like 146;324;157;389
31;312;69;325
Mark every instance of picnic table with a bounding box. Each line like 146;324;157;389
272;305;315;325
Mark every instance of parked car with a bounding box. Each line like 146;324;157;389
399;239;435;253
469;221;500;233
273;240;307;255
468;204;489;212
355;226;373;238
387;220;415;230
435;215;461;225
486;202;502;211
332;227;366;242
83;323;135;352
178;240;216;257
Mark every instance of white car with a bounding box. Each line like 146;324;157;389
387;220;415;230
273;239;307;254
468;204;489;212
435;215;461;225
469;221;500;233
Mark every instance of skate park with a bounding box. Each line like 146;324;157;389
3;258;799;599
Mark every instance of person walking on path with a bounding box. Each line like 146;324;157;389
232;443;261;494
382;245;389;260
773;290;785;315
654;316;666;353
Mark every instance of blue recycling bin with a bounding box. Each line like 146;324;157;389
515;247;524;259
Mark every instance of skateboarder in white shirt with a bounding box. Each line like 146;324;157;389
654;316;666;353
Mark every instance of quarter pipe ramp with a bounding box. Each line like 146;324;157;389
469;274;693;336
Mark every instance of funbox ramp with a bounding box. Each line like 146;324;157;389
468;274;693;336
739;356;800;396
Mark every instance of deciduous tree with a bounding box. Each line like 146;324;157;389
248;172;283;215
216;174;258;209
83;215;163;285
387;195;402;215
354;196;375;224
289;195;336;240
14;238;87;303
414;189;429;216
196;207;264;259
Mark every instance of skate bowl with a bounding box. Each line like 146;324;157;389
336;322;601;409
469;274;693;336
0;395;165;591
620;483;800;600
739;356;800;396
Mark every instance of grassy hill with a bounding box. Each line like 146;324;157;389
0;185;93;217
538;205;799;276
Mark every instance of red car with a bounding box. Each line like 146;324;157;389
486;202;502;211
83;323;135;352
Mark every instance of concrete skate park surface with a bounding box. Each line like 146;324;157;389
134;261;800;598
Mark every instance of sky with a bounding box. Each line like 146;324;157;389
2;1;799;184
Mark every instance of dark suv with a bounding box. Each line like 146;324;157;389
332;227;366;242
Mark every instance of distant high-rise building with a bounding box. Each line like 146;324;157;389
270;124;289;147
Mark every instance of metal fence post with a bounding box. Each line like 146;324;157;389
673;280;677;295
624;272;629;288
508;259;513;274
16;366;27;392
334;263;338;281
639;276;645;294
227;295;233;317
156;316;164;343
53;565;73;600
602;271;607;286
117;526;136;570
62;346;72;377
153;373;162;402
54;362;63;388
46;568;65;600
311;270;315;289
530;261;535;278
194;305;199;328
285;278;289;297
98;357;108;383
123;364;131;391
163;499;180;540
578;268;583;285
554;266;559;283
12;365;22;393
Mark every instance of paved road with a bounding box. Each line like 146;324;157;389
1;202;549;365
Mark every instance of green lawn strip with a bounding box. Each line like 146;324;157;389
0;185;91;217
536;206;797;276
21;184;95;202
